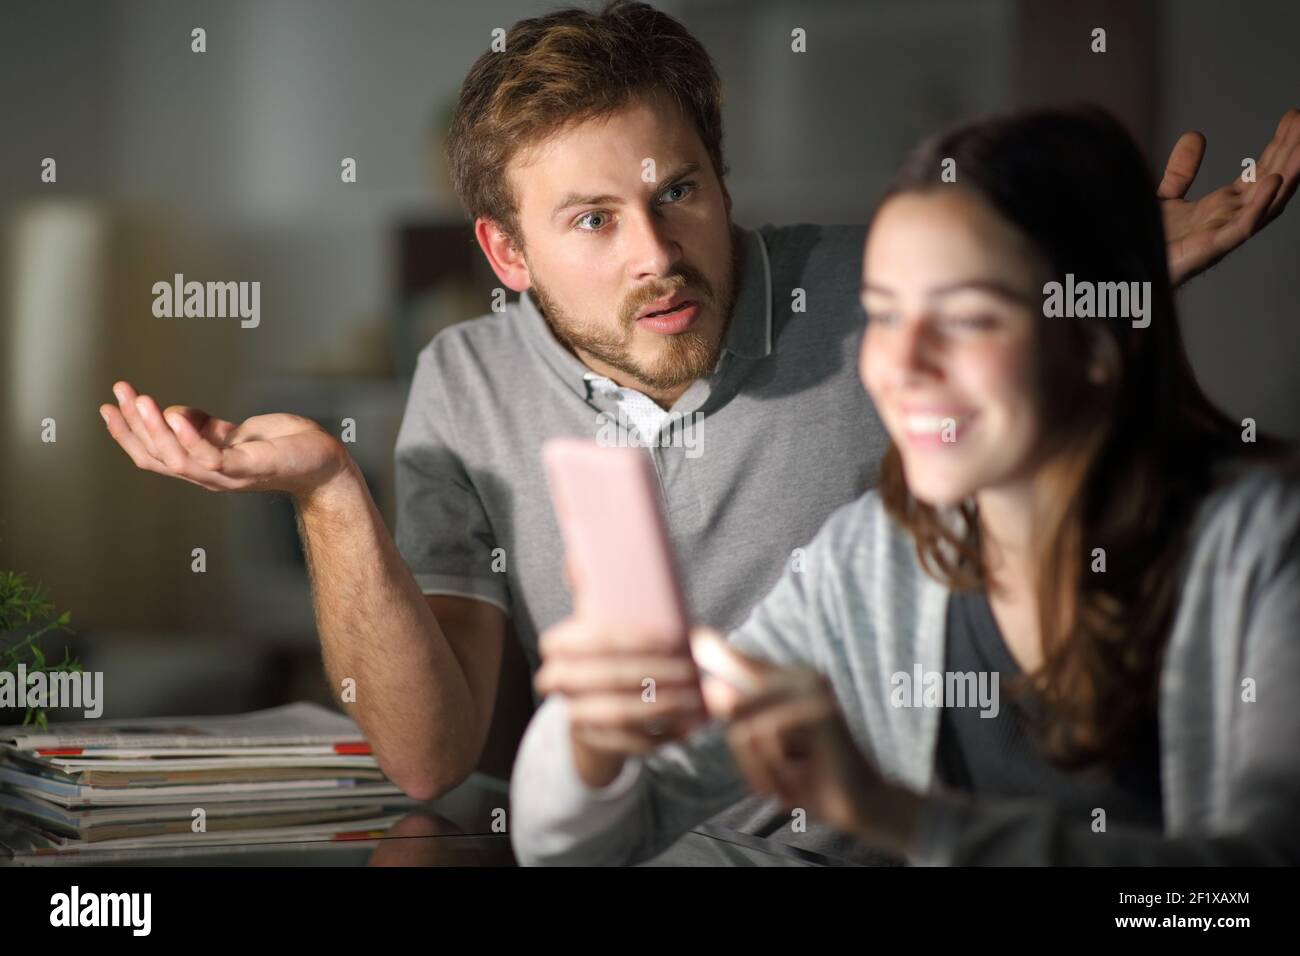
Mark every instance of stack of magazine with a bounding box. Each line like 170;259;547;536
0;703;418;860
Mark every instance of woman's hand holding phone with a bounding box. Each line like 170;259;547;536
539;441;842;790
540;440;710;786
534;611;709;788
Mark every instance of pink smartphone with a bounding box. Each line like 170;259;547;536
541;438;690;651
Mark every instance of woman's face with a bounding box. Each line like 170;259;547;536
859;189;1047;507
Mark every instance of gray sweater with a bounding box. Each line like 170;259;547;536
509;465;1300;865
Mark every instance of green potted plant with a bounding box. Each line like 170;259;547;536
1;571;82;729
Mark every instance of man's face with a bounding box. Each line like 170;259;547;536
506;92;737;397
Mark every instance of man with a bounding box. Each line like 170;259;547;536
100;2;1298;862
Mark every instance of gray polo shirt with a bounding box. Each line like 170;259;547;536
394;222;886;671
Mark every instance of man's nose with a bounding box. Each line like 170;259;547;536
624;210;682;280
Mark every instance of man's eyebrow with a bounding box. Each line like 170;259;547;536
656;160;700;186
552;191;622;219
550;162;702;219
859;279;1035;305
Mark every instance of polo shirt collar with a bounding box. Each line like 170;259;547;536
516;223;773;400
720;223;773;362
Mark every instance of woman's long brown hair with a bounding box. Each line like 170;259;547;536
875;106;1287;768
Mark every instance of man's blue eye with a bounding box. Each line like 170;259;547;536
576;212;609;231
659;182;696;204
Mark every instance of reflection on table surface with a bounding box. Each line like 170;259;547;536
1;773;843;866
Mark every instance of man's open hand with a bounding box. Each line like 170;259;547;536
99;379;349;500
1161;108;1300;285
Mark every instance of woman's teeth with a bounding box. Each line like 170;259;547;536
903;414;965;435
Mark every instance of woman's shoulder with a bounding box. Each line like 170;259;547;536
1185;457;1300;578
1193;457;1300;543
802;489;936;593
806;488;909;552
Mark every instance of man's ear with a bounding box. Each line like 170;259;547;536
474;217;531;292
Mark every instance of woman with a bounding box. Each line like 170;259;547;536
510;107;1300;865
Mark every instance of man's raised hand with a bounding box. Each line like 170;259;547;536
99;380;349;499
1161;108;1300;285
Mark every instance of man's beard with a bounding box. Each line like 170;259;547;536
529;235;741;393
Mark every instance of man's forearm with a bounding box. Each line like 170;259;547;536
292;455;478;799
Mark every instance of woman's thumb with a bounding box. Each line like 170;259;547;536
690;626;767;718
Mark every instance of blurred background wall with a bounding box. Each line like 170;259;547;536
1;1;1296;748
